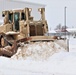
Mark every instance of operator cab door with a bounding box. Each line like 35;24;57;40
14;12;20;31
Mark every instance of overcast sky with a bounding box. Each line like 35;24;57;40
21;0;76;30
11;0;76;30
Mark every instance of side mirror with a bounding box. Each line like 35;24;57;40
2;11;5;17
2;14;5;17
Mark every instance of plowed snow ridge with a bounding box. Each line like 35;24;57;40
12;42;66;60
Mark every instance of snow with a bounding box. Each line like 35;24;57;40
48;30;56;33
12;42;65;60
0;38;76;75
66;28;76;33
6;31;20;35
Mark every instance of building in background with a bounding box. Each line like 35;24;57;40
0;0;45;23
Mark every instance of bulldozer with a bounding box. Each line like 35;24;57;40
0;8;57;57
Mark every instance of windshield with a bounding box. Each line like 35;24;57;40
14;12;20;31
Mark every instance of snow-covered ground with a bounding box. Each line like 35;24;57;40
0;38;76;75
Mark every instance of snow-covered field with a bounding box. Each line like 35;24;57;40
0;38;76;75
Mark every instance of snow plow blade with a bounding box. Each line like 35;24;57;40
0;37;31;57
0;36;57;57
28;36;56;42
0;41;18;57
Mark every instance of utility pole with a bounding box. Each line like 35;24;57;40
64;6;67;39
64;6;69;52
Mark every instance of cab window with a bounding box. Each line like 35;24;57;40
21;12;26;20
9;13;13;22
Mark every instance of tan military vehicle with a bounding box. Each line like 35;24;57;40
0;8;57;57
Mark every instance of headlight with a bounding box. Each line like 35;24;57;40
38;8;41;12
38;8;45;12
29;8;32;12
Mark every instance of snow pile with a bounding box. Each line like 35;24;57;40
0;38;76;75
12;42;66;60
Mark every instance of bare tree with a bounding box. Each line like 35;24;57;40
55;23;62;30
61;25;68;32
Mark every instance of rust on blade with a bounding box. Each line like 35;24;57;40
0;41;18;57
